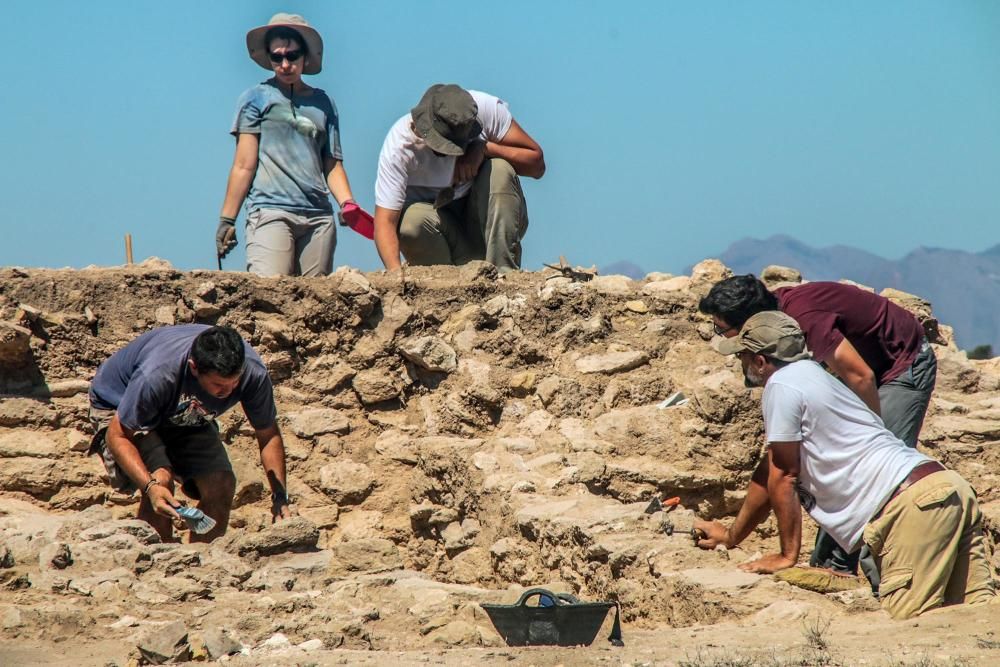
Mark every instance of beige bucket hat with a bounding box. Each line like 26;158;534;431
712;311;812;362
246;13;324;75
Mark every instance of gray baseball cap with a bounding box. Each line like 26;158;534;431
411;84;482;156
713;311;812;362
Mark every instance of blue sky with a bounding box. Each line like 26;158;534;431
2;1;998;274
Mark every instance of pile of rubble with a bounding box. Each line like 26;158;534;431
1;259;998;664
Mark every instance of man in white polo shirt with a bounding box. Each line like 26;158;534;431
694;311;994;619
372;84;545;273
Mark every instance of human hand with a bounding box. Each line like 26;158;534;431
738;553;797;574
147;484;181;520
338;201;375;239
453;141;486;183
216;217;238;257
271;500;295;523
693;519;730;549
270;489;296;523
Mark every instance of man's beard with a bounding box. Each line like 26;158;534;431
743;367;765;388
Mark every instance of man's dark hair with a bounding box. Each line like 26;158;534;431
265;27;307;54
191;326;246;377
698;274;778;329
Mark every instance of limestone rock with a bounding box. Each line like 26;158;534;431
66;429;91;453
0;430;60;458
352;369;401;405
760;265;802;286
328;538;402;576
375;293;414;341
154;305;176;326
235;517;320;557
427;620;481;646
334;267;373;296
319;461;376;504
44;379;91;398
287;408;350;438
137;620;190;664
575;350;649;374
194;281;217;300
589;275;633;295
0;321;32;368
191;297;221;318
689;258;731;288
441;519;481;551
202;628;243;659
509;371;536;396
643;277;691;295
300;356;357;393
399;336;458;373
79;520;162;545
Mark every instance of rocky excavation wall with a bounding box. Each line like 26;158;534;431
1;259;999;662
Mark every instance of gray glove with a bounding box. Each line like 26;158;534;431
216;217;237;258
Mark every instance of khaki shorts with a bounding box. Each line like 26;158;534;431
89;407;233;500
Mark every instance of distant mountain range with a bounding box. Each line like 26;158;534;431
602;236;1000;352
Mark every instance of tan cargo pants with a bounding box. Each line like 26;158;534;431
863;470;996;619
398;158;528;273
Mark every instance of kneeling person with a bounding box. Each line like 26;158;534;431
89;325;291;542
694;312;994;619
373;84;545;273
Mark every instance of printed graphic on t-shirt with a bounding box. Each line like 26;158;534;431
270;103;319;139
796;483;816;511
167;395;217;428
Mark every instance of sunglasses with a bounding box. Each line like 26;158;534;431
713;322;737;336
268;50;303;64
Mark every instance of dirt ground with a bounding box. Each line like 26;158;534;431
1;259;998;666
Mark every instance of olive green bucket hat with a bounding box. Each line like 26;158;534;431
411;84;483;156
713;311;812;362
246;13;324;75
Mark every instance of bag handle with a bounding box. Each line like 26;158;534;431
514;587;562;607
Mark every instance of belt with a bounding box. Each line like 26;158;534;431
873;460;946;520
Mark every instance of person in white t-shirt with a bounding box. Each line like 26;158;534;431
694;311;994;619
372;84;545;273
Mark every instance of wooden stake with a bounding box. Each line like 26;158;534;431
125;234;134;265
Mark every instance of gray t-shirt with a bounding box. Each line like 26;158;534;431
89;325;277;432
232;79;342;215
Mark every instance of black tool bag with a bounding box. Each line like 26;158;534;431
480;588;624;647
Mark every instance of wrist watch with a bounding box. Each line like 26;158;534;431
271;489;289;505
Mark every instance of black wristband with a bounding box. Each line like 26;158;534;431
219;215;236;225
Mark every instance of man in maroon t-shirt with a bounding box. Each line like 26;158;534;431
698;274;937;582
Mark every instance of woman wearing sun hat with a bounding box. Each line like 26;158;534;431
216;13;370;276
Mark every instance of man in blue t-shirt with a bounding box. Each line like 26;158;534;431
89;325;291;542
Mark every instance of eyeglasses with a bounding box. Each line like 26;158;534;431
713;322;736;336
269;50;303;64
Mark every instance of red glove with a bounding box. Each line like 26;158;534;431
339;202;375;240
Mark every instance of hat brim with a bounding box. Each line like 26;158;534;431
247;23;323;75
420;128;467;156
712;335;746;355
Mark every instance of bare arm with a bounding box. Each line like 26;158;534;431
695;454;771;548
255;423;292;521
486;119;545;178
220;134;260;219
740;442;802;574
323;156;355;207
373;205;403;271
826;338;880;416
105;414;179;518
